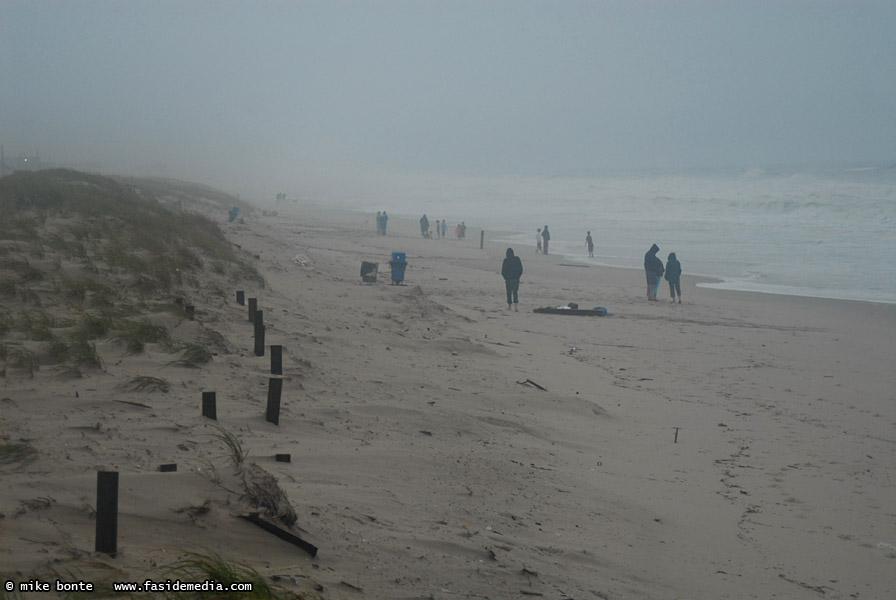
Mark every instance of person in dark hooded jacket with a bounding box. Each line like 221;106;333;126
664;252;682;303
644;243;664;301
501;248;523;311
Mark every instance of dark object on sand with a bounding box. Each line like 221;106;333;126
360;261;378;283
389;252;407;285
239;513;318;557
159;463;177;472
275;454;291;462
534;307;607;316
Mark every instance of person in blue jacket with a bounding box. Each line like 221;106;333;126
664;252;682;303
501;248;523;311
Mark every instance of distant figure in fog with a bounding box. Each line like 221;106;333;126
536;228;542;253
380;211;388;235
644;243;664;301
441;220;447;239
460;222;467;239
665;252;682;303
376;211;382;235
434;219;441;239
541;225;551;255
585;231;594;257
420;214;429;237
501;247;523;311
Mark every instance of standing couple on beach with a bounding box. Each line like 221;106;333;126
644;243;682;302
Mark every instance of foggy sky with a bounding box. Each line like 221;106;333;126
2;0;895;198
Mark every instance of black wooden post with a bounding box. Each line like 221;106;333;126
266;378;283;425
271;345;283;375
95;471;119;556
202;391;217;420
254;325;266;357
248;298;257;323
185;305;195;320
236;291;245;305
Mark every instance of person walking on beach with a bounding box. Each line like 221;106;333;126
541;225;551;255
376;211;382;235
441;219;447;239
434;219;441;239
460;222;467;239
501;247;523;311
644;243;664;301
665;252;682;303
381;211;389;235
536;228;542;253
420;214;429;237
585;231;594;258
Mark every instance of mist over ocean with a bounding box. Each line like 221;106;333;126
354;164;896;304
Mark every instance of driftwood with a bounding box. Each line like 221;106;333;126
517;379;547;391
239;513;318;557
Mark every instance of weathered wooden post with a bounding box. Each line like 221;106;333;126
236;291;245;305
248;298;257;323
202;391;217;420
271;345;283;375
185;305;195;320
254;325;266;356
95;471;119;556
266;378;283;425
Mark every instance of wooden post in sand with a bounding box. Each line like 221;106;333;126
202;391;217;420
673;427;680;443
254;325;266;357
185;305;195;320
271;345;283;375
236;291;245;305
95;471;119;556
266;378;283;425
248;298;257;323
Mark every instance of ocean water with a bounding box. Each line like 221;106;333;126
353;164;896;304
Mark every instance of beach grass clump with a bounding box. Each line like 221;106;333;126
114;318;171;354
0;442;38;466
167;341;213;368
212;426;249;468
164;551;286;599
124;375;170;393
71;311;114;340
3;344;37;375
66;339;105;370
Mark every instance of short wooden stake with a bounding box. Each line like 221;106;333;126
185;305;195;320
673;427;680;443
202;391;217;420
254;309;264;328
236;290;245;305
95;471;119;556
248;298;257;323
271;345;283;375
266;378;283;425
275;453;291;463
254;325;266;356
159;463;177;472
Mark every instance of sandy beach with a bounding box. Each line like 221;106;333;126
2;191;895;600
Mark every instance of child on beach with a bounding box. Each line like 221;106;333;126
585;231;594;257
665;252;682;303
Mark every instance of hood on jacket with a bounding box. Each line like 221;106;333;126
668;252;677;261
506;248;515;258
649;243;660;254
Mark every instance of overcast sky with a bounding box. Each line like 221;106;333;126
2;0;895;197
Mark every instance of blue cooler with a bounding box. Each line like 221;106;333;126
389;251;407;285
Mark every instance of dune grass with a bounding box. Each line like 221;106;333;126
212;426;249;468
0;442;37;466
